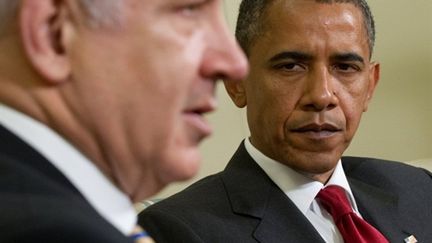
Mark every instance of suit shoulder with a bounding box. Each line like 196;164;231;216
342;156;429;174
0;199;130;243
138;172;241;225
139;171;261;243
144;172;226;212
342;156;432;190
139;172;241;242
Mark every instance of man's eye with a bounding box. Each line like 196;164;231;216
177;1;208;16
334;63;359;72
275;63;305;71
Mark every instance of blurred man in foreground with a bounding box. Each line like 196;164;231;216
0;0;247;242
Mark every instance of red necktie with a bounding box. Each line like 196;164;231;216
317;185;389;243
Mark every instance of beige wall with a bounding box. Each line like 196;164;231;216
153;0;432;198
346;1;432;161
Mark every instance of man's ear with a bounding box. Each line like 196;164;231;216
363;62;380;112
223;79;247;108
19;0;74;83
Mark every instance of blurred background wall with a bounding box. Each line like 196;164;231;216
153;0;432;198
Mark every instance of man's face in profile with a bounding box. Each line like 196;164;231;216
65;0;247;199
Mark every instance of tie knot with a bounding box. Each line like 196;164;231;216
317;185;353;221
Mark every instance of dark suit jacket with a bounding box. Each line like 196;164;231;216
139;142;432;243
0;125;133;243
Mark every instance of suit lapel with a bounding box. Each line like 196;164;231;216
222;143;325;243
344;158;416;242
253;185;325;243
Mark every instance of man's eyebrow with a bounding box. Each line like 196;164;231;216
331;52;365;63
269;51;314;63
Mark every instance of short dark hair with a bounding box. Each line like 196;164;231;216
235;0;376;57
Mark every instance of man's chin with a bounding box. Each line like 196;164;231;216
159;149;202;184
281;151;341;179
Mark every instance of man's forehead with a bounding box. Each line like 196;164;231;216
249;33;369;64
255;2;368;49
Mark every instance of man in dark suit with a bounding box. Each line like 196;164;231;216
0;0;247;242
138;0;432;242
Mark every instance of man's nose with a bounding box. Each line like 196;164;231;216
300;66;338;111
200;17;248;82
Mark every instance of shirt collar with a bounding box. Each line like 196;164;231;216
244;138;359;215
0;104;137;235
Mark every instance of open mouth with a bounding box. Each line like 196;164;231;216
183;100;217;138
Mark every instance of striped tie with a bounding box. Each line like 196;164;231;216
130;225;155;243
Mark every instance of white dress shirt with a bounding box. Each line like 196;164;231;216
245;138;363;243
0;104;137;235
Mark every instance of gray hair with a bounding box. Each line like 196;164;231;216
0;1;19;33
76;0;124;27
0;0;123;35
236;0;376;57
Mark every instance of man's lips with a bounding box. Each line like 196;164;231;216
290;123;342;139
183;100;217;138
291;123;341;133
